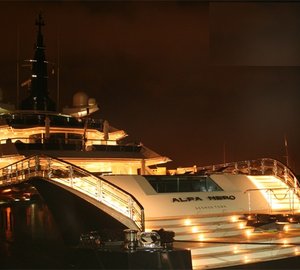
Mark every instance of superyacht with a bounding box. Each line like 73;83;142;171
1;14;300;269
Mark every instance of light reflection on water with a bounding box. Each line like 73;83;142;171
1;201;62;241
0;200;71;268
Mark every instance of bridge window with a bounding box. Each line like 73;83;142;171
145;175;223;193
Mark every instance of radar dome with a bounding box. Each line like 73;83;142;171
73;91;88;107
88;98;96;106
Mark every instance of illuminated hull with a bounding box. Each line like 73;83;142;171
99;173;300;269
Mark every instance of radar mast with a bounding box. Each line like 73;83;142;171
20;13;56;112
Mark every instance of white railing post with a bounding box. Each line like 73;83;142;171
247;161;251;174
6;167;10;182
269;189;272;214
15;163;18;181
291;188;295;215
47;157;52;178
97;180;102;201
141;209;145;231
34;156;40;176
294;177;298;190
273;160;277;177
284;166;288;183
27;159;30;175
261;159;265;175
247;191;251;214
68;165;74;187
128;197;134;220
21;161;24;181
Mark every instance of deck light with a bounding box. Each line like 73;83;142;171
239;222;245;229
231;216;238;222
244;255;251;263
283;239;289;247
198;234;205;241
288;217;294;223
192;226;198;233
245;229;252;237
233;245;238;254
184;219;191;226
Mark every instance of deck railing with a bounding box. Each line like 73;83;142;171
197;158;300;191
0;155;144;231
196;158;300;214
244;187;298;214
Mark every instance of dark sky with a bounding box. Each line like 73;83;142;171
1;1;300;173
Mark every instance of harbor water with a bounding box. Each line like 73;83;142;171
0;197;75;268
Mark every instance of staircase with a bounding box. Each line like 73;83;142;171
146;215;248;240
0;155;145;231
247;175;300;212
146;213;300;269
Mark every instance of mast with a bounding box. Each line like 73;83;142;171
20;13;56;112
284;134;289;167
56;27;60;110
16;26;20;109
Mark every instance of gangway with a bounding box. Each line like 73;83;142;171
0;155;144;231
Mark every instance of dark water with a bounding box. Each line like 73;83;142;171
0;198;76;269
2;192;300;270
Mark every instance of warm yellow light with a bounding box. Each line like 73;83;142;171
1;188;12;193
245;229;252;237
239;222;245;229
198;234;205;241
192;226;198;233
231;216;238;222
284;225;289;232
247;215;252;220
294;247;299;254
184;219;191;226
283;239;290;247
244;255;251;263
233;245;238;254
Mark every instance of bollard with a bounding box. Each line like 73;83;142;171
124;229;138;250
139;231;161;248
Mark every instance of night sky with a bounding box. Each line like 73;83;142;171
1;1;300;173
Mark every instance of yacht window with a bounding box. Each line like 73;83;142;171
145;175;223;193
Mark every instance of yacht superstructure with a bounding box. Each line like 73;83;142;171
1;14;300;269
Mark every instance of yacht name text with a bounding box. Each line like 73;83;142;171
172;195;236;203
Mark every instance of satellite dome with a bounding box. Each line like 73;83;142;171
88;98;96;107
73;91;88;107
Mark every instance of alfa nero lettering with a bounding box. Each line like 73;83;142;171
172;195;236;203
172;197;203;203
208;195;235;200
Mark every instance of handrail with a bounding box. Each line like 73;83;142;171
8;138;141;152
0;155;144;231
244;187;297;214
0;137;118;146
197;158;300;192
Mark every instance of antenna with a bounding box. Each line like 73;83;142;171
56;27;60;110
16;25;20;109
284;134;289;167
